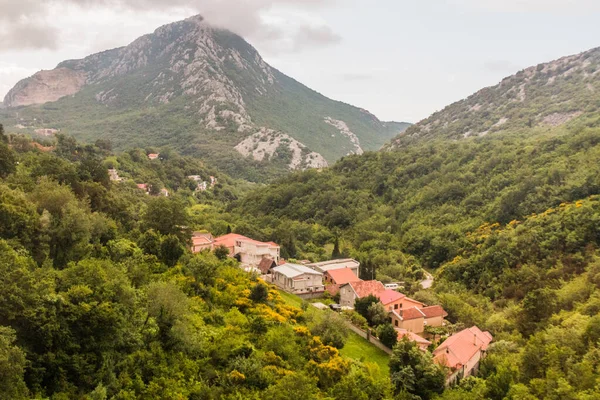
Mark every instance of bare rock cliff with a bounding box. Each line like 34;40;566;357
4;68;86;107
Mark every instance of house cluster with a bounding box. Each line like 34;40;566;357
136;183;169;197
108;169;122;182
187;175;217;192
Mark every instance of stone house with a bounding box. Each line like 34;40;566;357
271;263;324;294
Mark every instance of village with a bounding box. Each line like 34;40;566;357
190;230;493;386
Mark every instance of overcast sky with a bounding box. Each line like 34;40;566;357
2;0;600;122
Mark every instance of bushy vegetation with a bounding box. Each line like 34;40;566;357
0;128;394;399
231;122;600;398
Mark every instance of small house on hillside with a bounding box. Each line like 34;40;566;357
379;290;425;313
272;263;324;294
433;326;493;385
396;329;432;351
389;305;448;334
191;232;214;253
339;280;385;308
213;233;280;267
307;259;360;278
148;153;160;160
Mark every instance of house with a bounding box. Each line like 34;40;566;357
324;268;362;296
148;153;160;160
433;326;493;385
396;328;432;351
379;290;425;313
213;233;280;267
339;280;385;308
136;183;149;194
307;259;360;277
188;175;209;192
160;188;169;197
191;232;214;253
389;305;448;334
108;169;122;182
271;263;324;294
210;176;217;187
258;257;278;275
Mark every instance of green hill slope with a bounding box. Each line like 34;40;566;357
0;15;409;181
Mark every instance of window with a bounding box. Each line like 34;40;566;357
394;320;398;327
394;304;399;310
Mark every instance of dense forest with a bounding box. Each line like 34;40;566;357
0;125;403;399
3;115;600;399
230;120;600;399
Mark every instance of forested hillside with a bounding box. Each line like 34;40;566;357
0;126;397;399
231;120;600;398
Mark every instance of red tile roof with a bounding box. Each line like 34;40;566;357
399;307;426;320
326;268;361;285
420;305;448;319
348;280;385;298
136;183;148;190
433;326;493;370
378;289;405;305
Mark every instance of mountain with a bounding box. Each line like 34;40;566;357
0;15;409;181
389;46;600;147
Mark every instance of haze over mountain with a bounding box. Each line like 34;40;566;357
390;46;600;147
0;15;409;181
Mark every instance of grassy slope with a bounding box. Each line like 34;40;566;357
276;289;390;378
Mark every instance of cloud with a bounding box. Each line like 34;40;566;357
0;62;39;100
0;0;340;54
292;25;341;51
483;60;523;74
450;0;600;13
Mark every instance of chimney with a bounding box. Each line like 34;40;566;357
473;334;477;346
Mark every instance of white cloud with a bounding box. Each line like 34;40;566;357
450;0;600;13
0;0;340;53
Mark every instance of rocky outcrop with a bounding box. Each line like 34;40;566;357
324;117;364;155
235;128;328;170
4;68;86;107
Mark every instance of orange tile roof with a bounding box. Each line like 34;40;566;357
213;233;279;249
326;268;361;285
433;326;493;370
396;329;432;345
378;289;405;305
420;305;448;319
348;280;385;298
192;236;213;245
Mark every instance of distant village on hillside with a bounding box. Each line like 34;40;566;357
191;231;493;385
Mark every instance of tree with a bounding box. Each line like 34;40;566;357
355;294;380;323
0;124;15;178
377;323;398;349
160;234;184;267
142;197;190;241
367;302;389;327
332;236;341;259
0;326;28;400
310;311;349;349
214;245;230;260
250;282;269;303
263;373;320;400
389;337;445;399
139;229;161;256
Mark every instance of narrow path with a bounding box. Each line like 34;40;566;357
420;271;434;289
